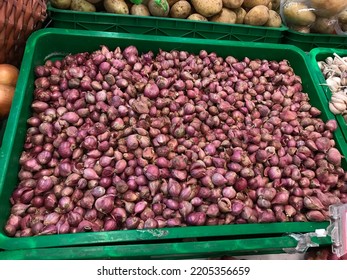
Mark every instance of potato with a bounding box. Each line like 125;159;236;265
233;7;246;24
283;2;316;26
148;0;170;17
311;17;336;34
187;13;208;21
264;10;281;27
104;0;129;13
70;0;96;12
210;8;237;23
338;10;347;24
290;25;311;33
191;0;223;17
244;5;269;26
242;0;270;9
141;0;150;4
170;1;191;18
222;0;243;9
131;4;151;16
167;0;180;6
51;0;71;9
311;0;347;18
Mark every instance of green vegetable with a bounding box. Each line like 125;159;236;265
130;0;143;4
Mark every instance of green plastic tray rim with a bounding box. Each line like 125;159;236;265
0;28;337;252
284;29;347;52
48;5;287;43
0;235;331;260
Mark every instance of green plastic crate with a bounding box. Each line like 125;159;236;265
0;235;331;259
48;5;287;43
309;48;347;142
0;28;339;252
284;30;347;52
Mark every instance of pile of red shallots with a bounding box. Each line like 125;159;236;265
4;45;347;237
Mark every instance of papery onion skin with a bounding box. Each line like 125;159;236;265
6;46;347;238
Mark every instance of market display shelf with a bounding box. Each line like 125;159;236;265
0;28;342;251
0;235;331;260
48;5;287;44
284;30;347;52
309;48;347;142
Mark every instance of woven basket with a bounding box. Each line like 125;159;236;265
0;0;47;67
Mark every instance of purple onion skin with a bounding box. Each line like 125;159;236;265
7;47;347;237
95;195;115;214
125;217;141;229
104;219;118;231
305;210;327;222
186;212;206;226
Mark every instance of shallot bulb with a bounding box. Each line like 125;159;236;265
6;45;345;237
